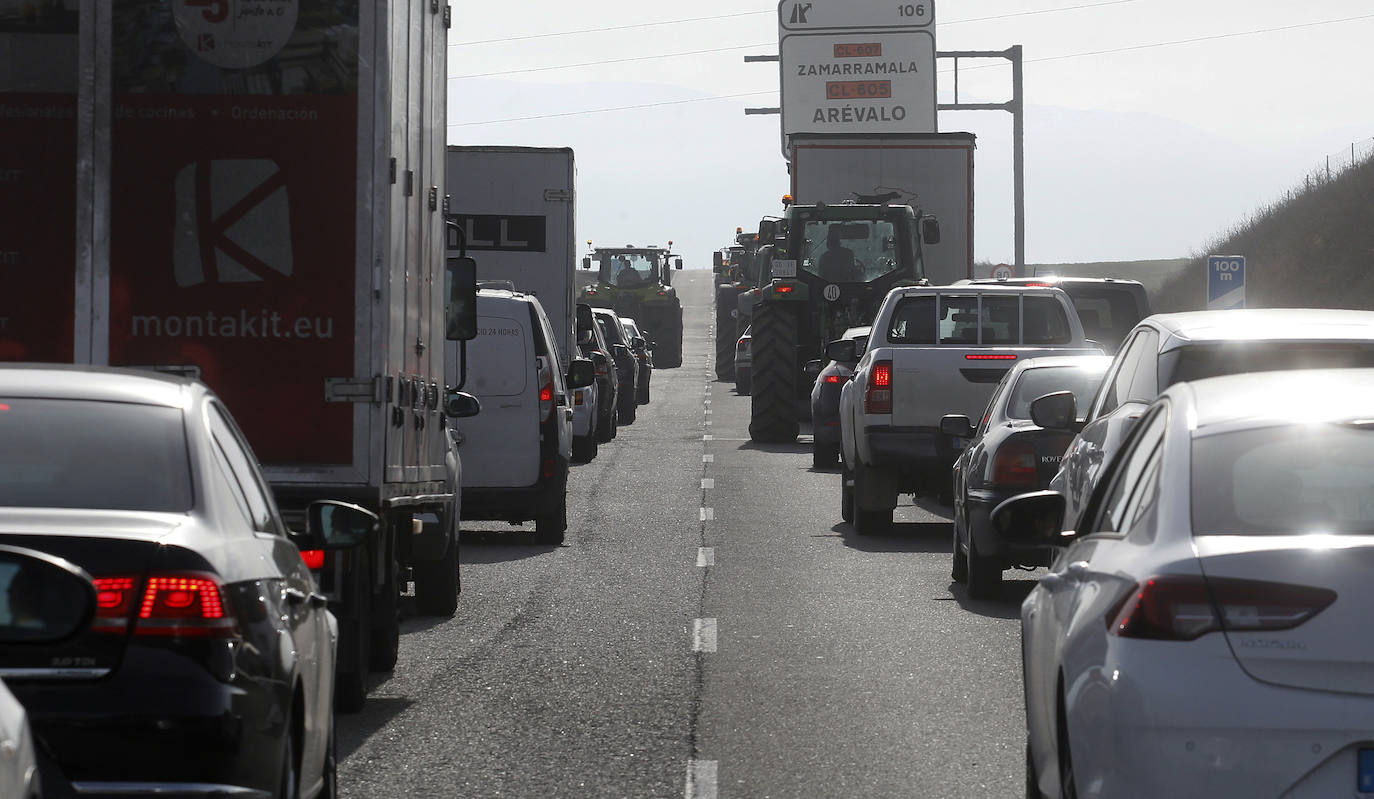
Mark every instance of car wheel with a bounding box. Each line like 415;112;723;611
534;483;567;546
851;462;890;536
1058;693;1079;799
812;442;840;470
278;712;299;799
572;434;598;463
321;713;339;799
840;463;855;524
736;370;751;396
951;515;969;583
619;391;637;424
1025;739;1039;799
966;531;1002;600
609;406;619;439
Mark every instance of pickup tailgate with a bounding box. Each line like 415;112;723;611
889;347;1100;428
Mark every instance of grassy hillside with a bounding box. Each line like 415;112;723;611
1151;155;1374;312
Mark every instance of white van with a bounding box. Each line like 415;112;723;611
452;289;593;544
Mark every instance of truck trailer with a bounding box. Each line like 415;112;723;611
0;0;465;712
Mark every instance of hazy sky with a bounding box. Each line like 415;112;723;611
447;0;1374;267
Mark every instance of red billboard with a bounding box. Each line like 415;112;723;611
0;2;78;362
108;0;360;465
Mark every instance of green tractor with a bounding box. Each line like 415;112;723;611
711;228;763;380
580;244;684;368
748;202;941;443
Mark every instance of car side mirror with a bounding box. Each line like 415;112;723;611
577;328;594;345
566;358;595;390
445;391;481;418
582;257;592;270
630;336;646;351
990;491;1071;549
713;252;724;269
1030;391;1079;431
825;339;857;363
921;217;941;246
939;414;976;439
445;256;478;341
0;545;97;645
306;500;380;550
804;359;824;378
591;351;609;368
674;258;683;270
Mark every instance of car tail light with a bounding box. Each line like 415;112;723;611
966;354;1018;360
991;439;1039;487
775;285;794;294
574;391;584;406
92;576;138;634
824;374;849;384
543;459;556;479
1108;575;1336;641
537;357;554;422
737;338;750;354
865;360;893;414
300;549;326;570
134;573;239;638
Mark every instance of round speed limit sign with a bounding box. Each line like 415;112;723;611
823;284;841;302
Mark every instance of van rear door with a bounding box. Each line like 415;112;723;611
460;308;539;488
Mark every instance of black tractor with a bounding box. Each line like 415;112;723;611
747;201;941;443
711;228;763;380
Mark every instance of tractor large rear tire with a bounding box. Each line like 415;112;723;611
714;286;737;380
748;303;800;444
659;305;684;368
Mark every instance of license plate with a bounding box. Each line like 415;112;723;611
1359;748;1374;793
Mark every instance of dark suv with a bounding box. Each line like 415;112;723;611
968;276;1150;354
592;307;641;425
577;303;619;449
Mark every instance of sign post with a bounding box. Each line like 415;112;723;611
1207;255;1246;310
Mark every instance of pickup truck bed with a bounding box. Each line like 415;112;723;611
839;285;1102;533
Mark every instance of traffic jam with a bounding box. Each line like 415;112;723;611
4;0;1374;798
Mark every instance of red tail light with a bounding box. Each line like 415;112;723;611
537;357;554;422
1108;576;1336;641
542;459;556;479
966;354;1018;360
775;285;794;294
991;439;1039;487
92;576;138;634
134;574;239;638
574;391;584;406
865;360;893;414
824;374;849;384
300;549;326;570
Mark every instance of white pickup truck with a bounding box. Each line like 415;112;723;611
837;285;1102;534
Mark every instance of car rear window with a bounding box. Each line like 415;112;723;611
1006;365;1109;420
1062;286;1143;353
1164;342;1374;386
1192;423;1374;535
0;399;192;511
886;295;1073;345
468;315;529;397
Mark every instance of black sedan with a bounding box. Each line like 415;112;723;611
0;364;373;798
944;355;1111;599
809;326;870;469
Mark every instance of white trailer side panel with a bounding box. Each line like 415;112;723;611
791;133;974;286
445;146;577;369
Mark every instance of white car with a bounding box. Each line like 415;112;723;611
994;368;1374;799
458;289;594;544
0;679;37;799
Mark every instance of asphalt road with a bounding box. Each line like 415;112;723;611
339;271;1036;797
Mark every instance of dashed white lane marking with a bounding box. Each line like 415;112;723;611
704;409;712;415
685;759;718;799
704;399;711;405
703;434;714;441
699;507;714;521
697;547;715;567
701;478;714;489
703;454;714;463
693;618;718;652
704;420;712;426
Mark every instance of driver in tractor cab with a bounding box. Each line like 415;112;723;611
818;224;860;282
614;256;636;285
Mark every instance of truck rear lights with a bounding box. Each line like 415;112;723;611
775;285;794;294
865;360;893;414
991;440;1039;487
966;354;1018;360
135;574;239;638
542;459;556;479
300;550;326;570
537;358;555;422
91;576;138;634
1108;575;1336;641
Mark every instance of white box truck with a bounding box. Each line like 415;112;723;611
790;132;975;286
0;1;468;712
445;146;577;369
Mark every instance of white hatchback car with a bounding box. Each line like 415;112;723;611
995;368;1374;799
